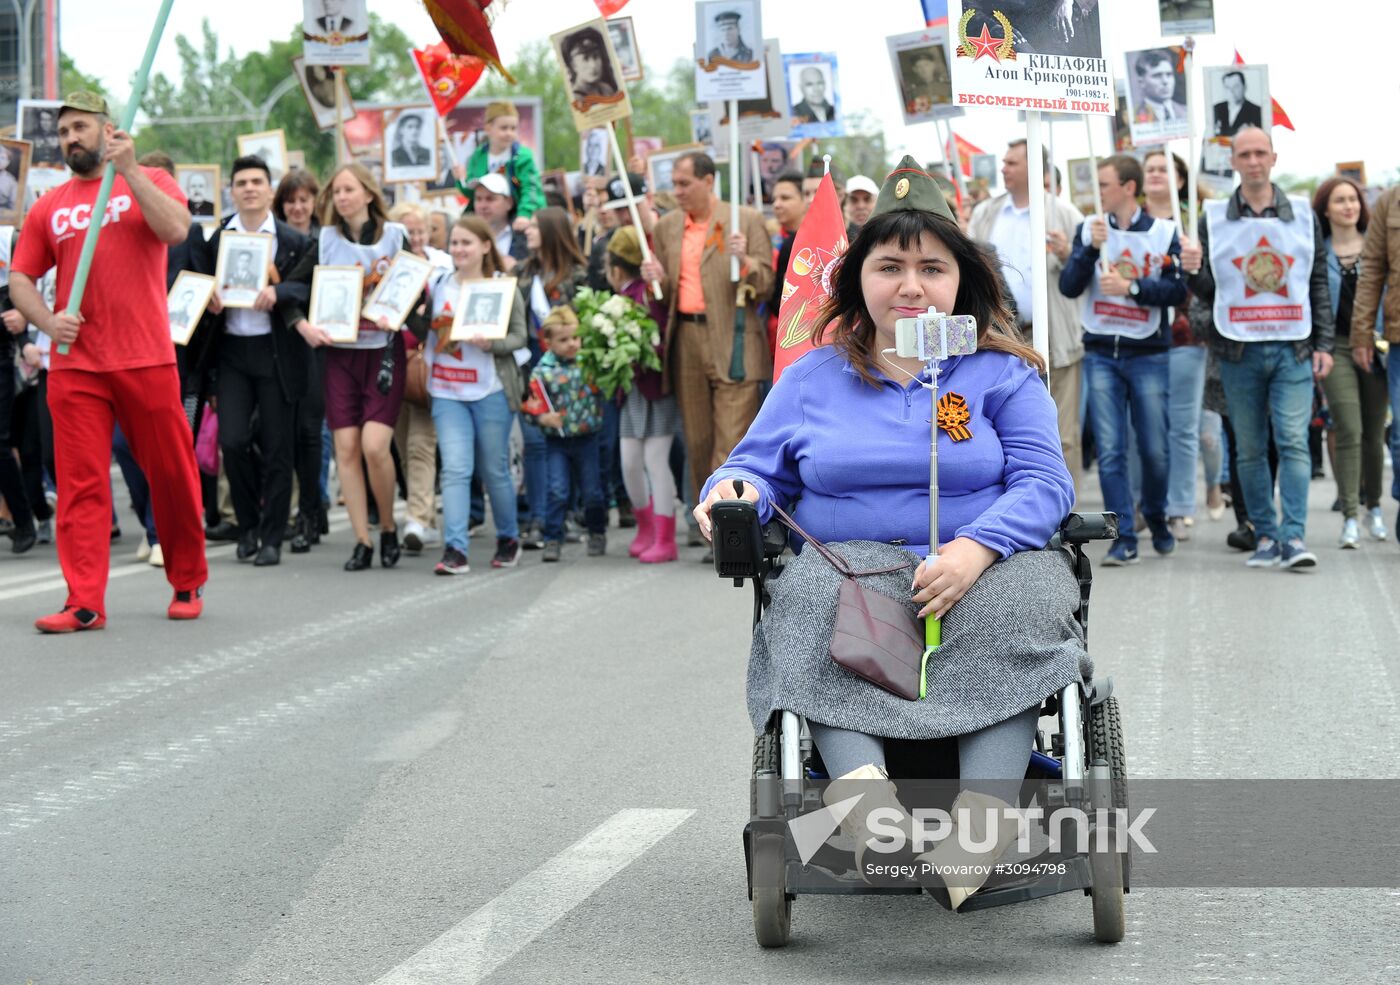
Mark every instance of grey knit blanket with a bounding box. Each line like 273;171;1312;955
747;541;1091;739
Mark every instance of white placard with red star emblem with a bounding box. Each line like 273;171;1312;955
303;0;370;66
948;1;1114;116
1203;197;1316;342
1079;218;1179;339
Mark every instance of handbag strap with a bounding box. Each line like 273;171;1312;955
768;502;912;578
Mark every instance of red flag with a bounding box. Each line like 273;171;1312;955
1232;49;1294;131
411;42;485;116
773;174;848;382
594;0;631;14
948;132;985;176
423;0;515;83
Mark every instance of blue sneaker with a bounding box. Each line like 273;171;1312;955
1100;539;1140;567
1281;538;1317;569
1246;537;1281;567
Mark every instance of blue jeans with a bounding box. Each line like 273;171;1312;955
519;413;548;525
431;390;519;553
598;398;626;505
545;433;606;540
1166;345;1207;517
1390;353;1400;503
1085;349;1170;545
1217;341;1313;544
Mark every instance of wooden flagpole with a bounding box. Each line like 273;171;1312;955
728;98;739;282
607;121;662;300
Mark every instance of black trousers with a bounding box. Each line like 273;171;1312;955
12;371;53;522
0;342;35;532
218;335;294;546
293;347;326;519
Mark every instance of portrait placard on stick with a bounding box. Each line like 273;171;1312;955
302;0;370;66
886;28;962;124
0;139;32;226
1200;64;1269;188
606;16;643;83
293;55;355;131
1125;46;1189;147
948;1;1113;115
711;39;789;143
693;0;766;102
236;130;289;185
1159;0;1214;37
310;265;364;344
551;18;632;132
784;52;843;139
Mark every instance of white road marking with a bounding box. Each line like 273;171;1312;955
0;569;654;832
370;808;695;985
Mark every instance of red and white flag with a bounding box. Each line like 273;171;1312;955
411;41;486;117
772;174;848;382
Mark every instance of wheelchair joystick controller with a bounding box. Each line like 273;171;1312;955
711;479;764;584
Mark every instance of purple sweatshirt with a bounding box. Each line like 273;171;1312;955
700;347;1074;558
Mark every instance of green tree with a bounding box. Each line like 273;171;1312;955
60;52;111;104
811;110;889;184
134;15;418;177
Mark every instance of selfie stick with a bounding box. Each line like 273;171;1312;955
58;0;176;355
920;309;954;695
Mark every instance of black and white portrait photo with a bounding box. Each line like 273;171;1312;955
167;271;216;346
1206;65;1267;139
451;278;517;341
1126;46;1189;146
579;128;611;179
0;139;31;225
302;0;369;66
293;55;354;131
364;251;433;330
960;1;1103;60
310;265;364;343
552;19;632;130
236;130;289;185
704;5;755;65
17;100;63;169
176;165;221;219
712;41;790;142
606;16;643;83
784;53;843;139
886;30;959;126
1159;0;1215;37
382;107;439;185
215;231;274;309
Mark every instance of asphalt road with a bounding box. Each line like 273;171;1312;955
3;472;1399;984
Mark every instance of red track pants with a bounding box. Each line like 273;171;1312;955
46;365;207;617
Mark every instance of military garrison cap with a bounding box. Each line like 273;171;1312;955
872;154;955;223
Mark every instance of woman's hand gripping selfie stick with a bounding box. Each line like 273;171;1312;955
890;306;979;698
58;0;176;355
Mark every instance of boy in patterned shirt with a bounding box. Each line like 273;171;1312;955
526;306;606;560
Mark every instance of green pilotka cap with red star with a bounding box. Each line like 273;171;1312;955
872;154;955;223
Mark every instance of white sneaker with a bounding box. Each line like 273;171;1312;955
1339;518;1360;549
149;543;165;567
418;525;441;548
402;519;426;554
1367;507;1388;541
136;539;152;562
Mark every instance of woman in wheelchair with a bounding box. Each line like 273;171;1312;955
695;158;1088;911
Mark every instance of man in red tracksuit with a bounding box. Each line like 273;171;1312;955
9;91;207;632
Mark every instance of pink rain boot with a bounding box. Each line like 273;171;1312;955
628;502;656;558
640;512;679;563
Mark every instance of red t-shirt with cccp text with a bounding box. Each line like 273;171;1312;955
11;166;186;374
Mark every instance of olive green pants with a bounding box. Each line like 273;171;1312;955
1321;355;1390;518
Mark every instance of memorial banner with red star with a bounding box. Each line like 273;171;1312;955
948;1;1114;116
772;173;847;382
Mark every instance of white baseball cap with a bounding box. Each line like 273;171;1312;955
846;175;879;197
469;172;514;200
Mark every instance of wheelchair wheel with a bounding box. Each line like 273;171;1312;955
750;728;791;947
1088;696;1126;943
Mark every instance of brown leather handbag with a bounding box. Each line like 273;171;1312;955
404;342;431;408
770;503;927;701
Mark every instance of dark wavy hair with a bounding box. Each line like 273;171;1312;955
812;209;1045;386
1312;176;1369;240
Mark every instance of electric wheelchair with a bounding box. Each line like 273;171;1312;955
711;488;1128;947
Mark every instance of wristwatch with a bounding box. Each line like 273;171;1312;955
1127;280;1141;298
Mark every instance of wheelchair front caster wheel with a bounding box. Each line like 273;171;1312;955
1089;846;1125;943
750;831;791;947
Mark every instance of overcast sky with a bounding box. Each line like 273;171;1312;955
61;0;1398;185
